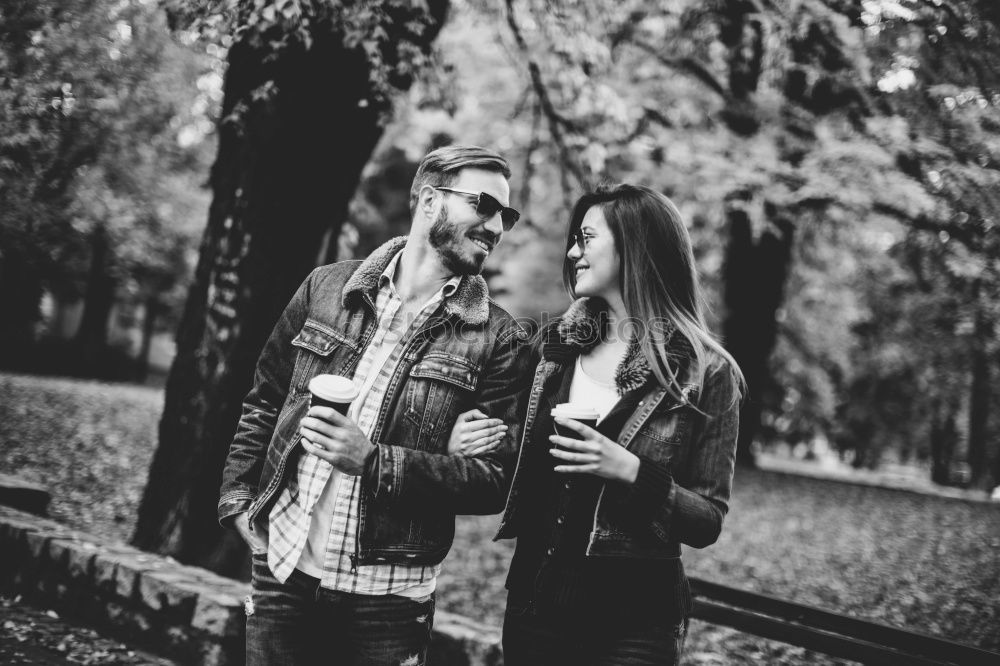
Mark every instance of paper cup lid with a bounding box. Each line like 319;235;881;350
308;375;359;402
551;403;600;421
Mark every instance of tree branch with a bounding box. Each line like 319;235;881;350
626;38;730;100
504;0;587;192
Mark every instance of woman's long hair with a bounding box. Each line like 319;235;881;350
562;183;745;404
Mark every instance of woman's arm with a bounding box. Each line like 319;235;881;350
625;363;740;548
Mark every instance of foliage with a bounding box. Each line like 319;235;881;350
0;0;215;358
830;0;1000;479
160;0;446;122
374;0;1000;481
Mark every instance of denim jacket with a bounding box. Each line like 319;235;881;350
495;298;740;559
219;237;532;566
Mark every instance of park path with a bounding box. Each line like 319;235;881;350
0;596;178;666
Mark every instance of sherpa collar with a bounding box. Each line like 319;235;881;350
341;236;491;326
546;297;689;395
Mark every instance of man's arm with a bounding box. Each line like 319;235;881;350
217;271;314;528
365;323;532;515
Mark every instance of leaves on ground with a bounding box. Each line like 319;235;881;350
3;372;998;664
0;596;174;665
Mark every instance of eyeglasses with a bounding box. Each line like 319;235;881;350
572;229;595;253
434;187;521;231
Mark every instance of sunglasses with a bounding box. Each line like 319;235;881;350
434;187;521;231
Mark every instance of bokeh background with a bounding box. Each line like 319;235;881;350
1;0;999;663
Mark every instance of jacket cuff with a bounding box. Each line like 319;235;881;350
362;444;381;497
217;490;256;529
366;444;404;504
623;455;675;537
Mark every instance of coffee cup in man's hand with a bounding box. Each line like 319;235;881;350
308;374;359;416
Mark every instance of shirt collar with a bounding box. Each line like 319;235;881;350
378;250;462;300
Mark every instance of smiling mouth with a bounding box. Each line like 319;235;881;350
470;238;492;253
575;265;588;274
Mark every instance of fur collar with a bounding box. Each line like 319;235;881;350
549;297;688;395
341;236;490;326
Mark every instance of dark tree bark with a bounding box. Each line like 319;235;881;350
74;224;117;373
967;299;995;491
131;3;448;576
722;201;795;468
135;294;159;382
0;247;44;364
930;397;959;486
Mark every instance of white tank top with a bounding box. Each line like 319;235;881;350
568;356;620;422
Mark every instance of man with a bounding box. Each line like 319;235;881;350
218;145;531;665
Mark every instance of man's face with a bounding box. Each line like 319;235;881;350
427;168;511;276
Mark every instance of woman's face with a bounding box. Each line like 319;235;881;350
567;205;619;301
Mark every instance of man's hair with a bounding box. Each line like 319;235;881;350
409;145;511;216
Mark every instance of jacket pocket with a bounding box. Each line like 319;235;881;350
632;406;692;466
289;319;355;393
404;351;481;441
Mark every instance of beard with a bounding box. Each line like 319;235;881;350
428;206;486;275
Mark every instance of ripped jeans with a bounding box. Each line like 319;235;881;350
246;554;435;666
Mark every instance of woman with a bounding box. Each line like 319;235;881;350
450;183;744;665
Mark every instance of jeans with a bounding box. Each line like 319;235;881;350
246;554;435;666
501;593;688;666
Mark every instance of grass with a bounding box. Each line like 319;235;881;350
2;371;998;664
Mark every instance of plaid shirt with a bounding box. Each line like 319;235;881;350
267;250;460;595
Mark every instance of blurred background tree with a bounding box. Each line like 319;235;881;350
837;0;1000;490
385;0;997;484
0;0;213;379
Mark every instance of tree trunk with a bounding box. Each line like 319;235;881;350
135;294;158;382
722;201;795;467
131;4;448;576
967;301;995;491
74;224;117;374
930;397;959;486
0;246;44;367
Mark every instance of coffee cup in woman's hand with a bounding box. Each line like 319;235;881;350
551;403;599;458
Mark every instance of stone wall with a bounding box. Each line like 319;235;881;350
0;506;502;665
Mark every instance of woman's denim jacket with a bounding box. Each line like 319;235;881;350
495;298;740;559
218;237;531;566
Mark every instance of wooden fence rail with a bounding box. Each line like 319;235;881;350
690;577;1000;665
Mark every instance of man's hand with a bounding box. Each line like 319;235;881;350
299;406;376;475
235;511;268;555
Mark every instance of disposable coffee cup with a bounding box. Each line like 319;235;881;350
307;374;359;416
551;403;600;451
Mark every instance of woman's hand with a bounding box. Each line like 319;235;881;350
549;416;640;483
448;409;507;456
